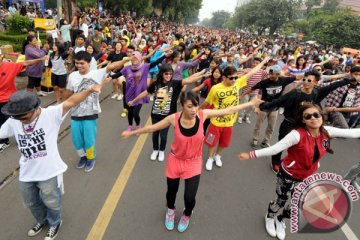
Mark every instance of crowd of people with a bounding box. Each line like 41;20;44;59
0;7;360;240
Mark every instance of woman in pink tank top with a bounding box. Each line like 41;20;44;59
122;92;262;233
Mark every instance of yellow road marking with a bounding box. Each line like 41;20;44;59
86;117;152;240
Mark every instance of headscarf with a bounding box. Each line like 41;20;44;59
131;51;143;71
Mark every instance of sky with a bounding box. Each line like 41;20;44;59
199;0;238;21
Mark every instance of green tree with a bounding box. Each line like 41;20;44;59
231;0;301;35
307;9;360;48
152;0;202;23
322;0;340;13
304;0;322;16
209;10;231;28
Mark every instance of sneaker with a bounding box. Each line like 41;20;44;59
237;117;243;124
165;208;176;231
111;93;119;99
265;214;276;237
121;109;128;118
205;158;214;171
76;156;87;169
44;221;62;240
244;117;251;124
150;95;154;101
271;163;280;174
261;141;270;148
28;222;46;237
117;94;123;101
126;125;133;131
150;150;158;161
275;217;286;240
251;139;258;149
37;91;47;97
85;159;96;173
158;151;165;162
214;154;222;167
0;142;10;153
177;214;190;233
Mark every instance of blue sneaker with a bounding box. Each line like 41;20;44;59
77;156;87;169
85;159;96;172
165;208;176;230
177;214;190;233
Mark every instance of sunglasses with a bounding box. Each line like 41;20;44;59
303;112;321;120
228;76;238;81
302;79;313;83
164;72;173;76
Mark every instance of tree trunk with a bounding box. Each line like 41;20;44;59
63;0;77;23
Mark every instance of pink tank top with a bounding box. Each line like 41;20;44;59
169;110;204;160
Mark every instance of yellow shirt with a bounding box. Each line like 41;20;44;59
205;76;248;127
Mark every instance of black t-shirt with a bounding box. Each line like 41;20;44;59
147;80;183;116
251;76;295;102
107;51;126;63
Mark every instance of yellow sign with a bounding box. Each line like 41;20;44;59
34;18;56;30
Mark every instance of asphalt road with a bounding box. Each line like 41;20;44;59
0;81;359;240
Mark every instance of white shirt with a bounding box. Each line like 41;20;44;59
80;23;89;38
67;68;107;117
0;105;68;182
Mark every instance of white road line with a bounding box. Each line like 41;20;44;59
341;223;359;240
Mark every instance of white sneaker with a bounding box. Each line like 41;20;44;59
150;95;154;101
37;91;47;97
111;93;118;99
214;155;222;167
245;117;251;124
0;142;10;153
158;151;165;161
117;94;123;101
237;117;243;124
150;150;158;161
279;107;284;115
265;214;277;237
275;217;286;240
205;158;214;171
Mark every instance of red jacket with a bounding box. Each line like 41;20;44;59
281;128;330;181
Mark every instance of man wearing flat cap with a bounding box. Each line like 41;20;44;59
0;80;108;240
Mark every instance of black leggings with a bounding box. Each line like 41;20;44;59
127;105;142;126
151;114;170;151
166;175;201;216
267;170;298;221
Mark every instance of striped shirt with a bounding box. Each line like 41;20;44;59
288;64;313;76
242;69;268;96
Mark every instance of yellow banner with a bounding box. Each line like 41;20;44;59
34;18;56;30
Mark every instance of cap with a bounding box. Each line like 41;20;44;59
1;91;40;117
268;65;282;74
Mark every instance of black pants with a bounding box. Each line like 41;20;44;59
127;105;142;126
0;102;9;144
272;120;294;166
267;170;299;221
151;114;169;151
166;175;201;216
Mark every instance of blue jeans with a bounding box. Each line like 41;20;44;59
19;176;62;227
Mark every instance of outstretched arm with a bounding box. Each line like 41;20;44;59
122;114;174;138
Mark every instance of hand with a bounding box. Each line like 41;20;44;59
123;57;130;62
68;47;74;53
121;130;132;139
264;56;271;62
165;50;173;57
238;152;250;161
254;107;260;114
325;107;336;113
250;97;264;106
128;100;134;107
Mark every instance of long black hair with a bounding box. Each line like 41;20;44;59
210;67;222;86
50;42;65;60
155;63;174;84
